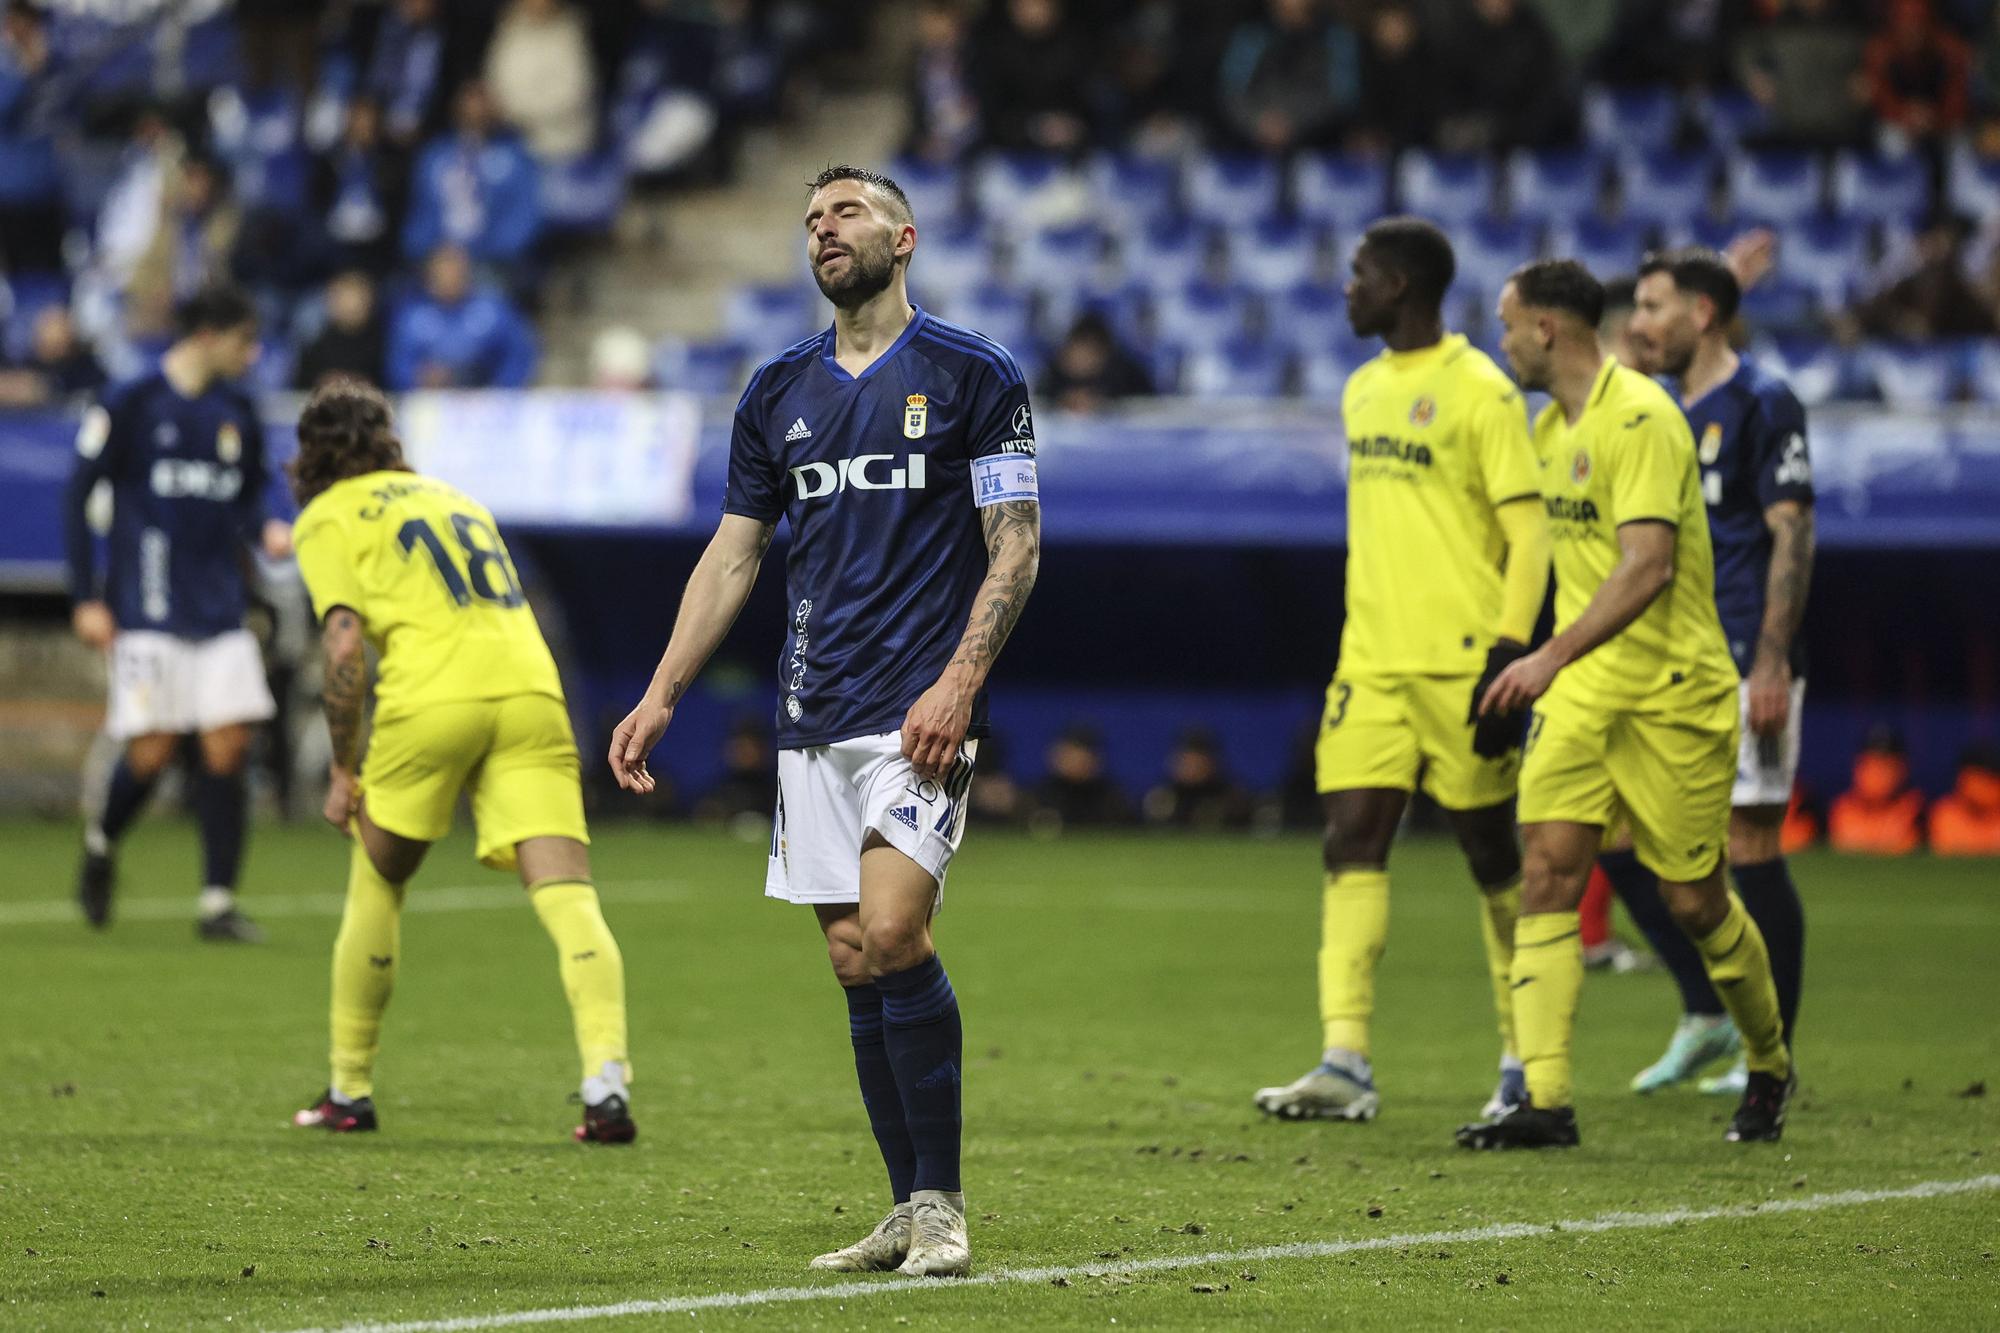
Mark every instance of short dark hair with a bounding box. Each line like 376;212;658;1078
1508;259;1604;327
1361;216;1456;310
291;377;410;507
1636;247;1741;324
1600;273;1637;316
174;284;258;337
808;164;914;225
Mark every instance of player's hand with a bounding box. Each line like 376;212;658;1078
1724;228;1777;292
609;695;674;794
1469;638;1531;758
262;518;294;560
1746;656;1792;738
1480;645;1562;717
901;673;973;782
323;767;357;835
71;600;115;651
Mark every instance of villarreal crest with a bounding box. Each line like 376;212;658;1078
903;393;929;439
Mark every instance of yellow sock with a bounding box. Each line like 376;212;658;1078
1478;878;1522;1061
1317;869;1389;1057
1511;911;1584;1109
531;880;630;1084
1694;892;1791;1078
329;845;405;1101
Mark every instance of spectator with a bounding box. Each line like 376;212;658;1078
1356;4;1440;153
387;244;539;390
1736;0;1871;148
1927;744;2000;856
1038;312;1152;413
1107;0;1240;155
1828;728;1925;855
694;719;778;825
1864;0;1973;148
366;0;447;148
1437;0;1577;151
1594;0;1747;90
312;97;407;276
1030;725;1133;831
0;304;105;406
126;151;241;339
616;0;724;179
1143;728;1253;831
1849;213;1998;340
588;324;654;390
969;734;1026;826
486;0;599;166
905;0;980;164
402;81;542;277
971;0;1095;154
293;271;387;391
0;0;62;273
1217;0;1361;154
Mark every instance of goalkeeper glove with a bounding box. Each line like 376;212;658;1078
1469;639;1530;759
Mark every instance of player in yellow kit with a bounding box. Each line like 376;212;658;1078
283;379;635;1143
1254;218;1552;1127
1460;260;1795;1150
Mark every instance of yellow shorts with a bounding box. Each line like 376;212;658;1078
361;693;589;871
1517;686;1737;883
1313;671;1519;811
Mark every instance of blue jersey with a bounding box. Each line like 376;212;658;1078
1680;356;1813;675
724;307;1037;749
64;372;270;638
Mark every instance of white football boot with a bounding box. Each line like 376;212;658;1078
809;1202;912;1272
897;1189;970;1277
1253;1051;1380;1122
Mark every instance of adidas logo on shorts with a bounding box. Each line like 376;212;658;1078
890;805;919;831
784;417;813;442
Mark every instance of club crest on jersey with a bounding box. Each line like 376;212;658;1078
216;421;242;464
1699;422;1723;465
903;393;928;439
1571;448;1592;485
1409;396;1436;427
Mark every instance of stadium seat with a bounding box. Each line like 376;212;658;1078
972;152;1073;221
1268;281;1349;357
1724;149;1826;223
653;337;747;396
1185;154;1284;227
1226;215;1323;294
1394;150;1496;226
1753;334;1853;408
1667;211;1760;255
889;156;967;226
1292;153;1391;233
1454;216;1541;303
721;283;819;350
1298;343;1375;403
540;150;629;236
913;218;996;303
1087;153;1182;239
953;283;1038;359
1969;340;2000;406
1546;215;1652;280
1119;216;1212;295
1860;340;1967;408
1831;152;1930;226
1152;278;1253;353
1945;140;2000;219
1616;150;1717;229
1738;272;1822;332
1778;215;1868;311
1504;148;1606;226
1184;334;1289;400
1692;88;1769;152
1012;222;1109;300
1583;85;1682;155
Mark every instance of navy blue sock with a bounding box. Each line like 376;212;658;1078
844;982;916;1203
876;954;962;1195
191;767;247;893
92;757;156;850
1731;858;1804;1043
1600;849;1723;1017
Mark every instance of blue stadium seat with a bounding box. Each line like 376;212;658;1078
1738;273;1822;332
1752;334;1852;408
889;156;967;226
1504;149;1605;226
653;338;748;396
1146;343;1186;394
1546;215;1652;279
1584;85;1682;155
1184;334;1288;400
541;150;629;236
1298;342;1375;403
972;152;1070;220
1724;149;1826;223
1946;141;2000;219
1691;88;1768;152
1667;211;1758;254
1969;340;2000;406
1269;281;1349;357
1012;222;1108;299
1152;279;1253;353
1395;151;1496;226
1226;215;1323;294
953;283;1038;359
722;283;819;350
1831;152;1930;226
1186;154;1284;226
1454;216;1541;302
1779;215;1868;311
913;218;995;303
1088;153;1182;239
1616;150;1716;228
1119;216;1212;294
1860;340;1967;408
1292;153;1391;233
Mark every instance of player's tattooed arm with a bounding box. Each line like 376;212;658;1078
321;607;368;773
952;499;1042;682
1747;499;1814;735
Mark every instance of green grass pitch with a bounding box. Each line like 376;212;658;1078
1;817;1995;1330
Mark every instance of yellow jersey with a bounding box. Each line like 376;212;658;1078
1339;333;1540;676
294;470;564;722
1533;358;1739;712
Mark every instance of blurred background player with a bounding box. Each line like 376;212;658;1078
64;284;289;942
1611;248;1815;1099
609;166;1040;1279
1253;218;1551;1129
286;379;632;1144
1462;260;1794;1151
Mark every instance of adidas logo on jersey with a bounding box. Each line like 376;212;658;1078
785;418;813;441
890;805;919;831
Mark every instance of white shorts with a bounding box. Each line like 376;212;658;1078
105;628;277;741
765;732;979;906
1734;677;1806;808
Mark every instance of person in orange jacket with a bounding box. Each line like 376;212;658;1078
1828;728;1924;855
1928;744;2000;857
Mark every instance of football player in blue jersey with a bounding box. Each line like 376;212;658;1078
1599;248;1814;1098
65;285;293;941
610;165;1040;1278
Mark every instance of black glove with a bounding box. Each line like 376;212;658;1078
1469;639;1530;759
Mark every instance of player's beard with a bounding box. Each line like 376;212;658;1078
813;234;897;308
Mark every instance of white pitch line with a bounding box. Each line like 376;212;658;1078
273;1172;2000;1333
0;880;689;928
